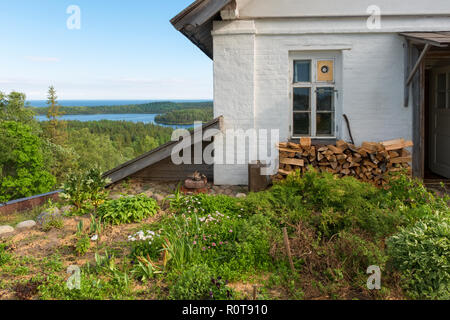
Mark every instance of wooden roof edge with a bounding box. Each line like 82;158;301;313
170;0;231;59
171;0;230;30
102;116;223;185
170;0;207;30
400;32;450;47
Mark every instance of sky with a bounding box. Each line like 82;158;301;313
0;0;213;100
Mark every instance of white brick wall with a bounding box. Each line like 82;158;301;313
211;16;445;185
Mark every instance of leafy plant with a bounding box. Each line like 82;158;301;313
131;256;162;282
41;214;64;232
97;194;159;225
209;276;233;300
169;263;213;300
76;220;84;237
0;243;12;266
75;235;91;256
0;121;56;202
89;214;103;236
387;214;450;299
60;168;110;214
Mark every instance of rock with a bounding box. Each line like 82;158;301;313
152;194;165;203
60;205;74;214
144;190;154;198
223;188;233;195
110;193;123;200
235;193;247;198
184;178;208;190
0;225;14;236
16;220;37;230
36;207;61;226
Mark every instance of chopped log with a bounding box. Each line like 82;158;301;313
280;158;305;167
277;139;413;187
300;137;311;147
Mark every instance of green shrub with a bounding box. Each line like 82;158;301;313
38;272;131;300
75;236;91;256
244;169;447;239
387;214;450;299
60;168;110;214
42;214;64;231
334;231;388;280
131;256;162;282
129;229;164;261
0;121;56;202
169;264;213;300
97;194;159;225
0;243;12;266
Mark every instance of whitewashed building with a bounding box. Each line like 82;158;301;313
171;0;450;186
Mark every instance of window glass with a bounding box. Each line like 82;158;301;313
293;113;310;135
438;92;446;109
294;60;311;82
316;87;334;111
438;73;446;91
316;113;333;136
293;88;310;111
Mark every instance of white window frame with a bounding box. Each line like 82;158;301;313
290;53;340;139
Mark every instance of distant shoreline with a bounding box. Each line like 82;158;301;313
30;101;213;116
27;99;212;108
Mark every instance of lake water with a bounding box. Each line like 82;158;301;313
35;114;195;129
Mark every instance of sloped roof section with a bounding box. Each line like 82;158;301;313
401;32;450;47
171;0;232;59
103;116;223;185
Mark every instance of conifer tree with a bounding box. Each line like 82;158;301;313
45;86;67;145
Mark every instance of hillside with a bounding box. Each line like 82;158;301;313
30;101;213;116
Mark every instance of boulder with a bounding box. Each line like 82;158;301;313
60;205;74;215
144;190;154;198
0;225;14;236
16;220;37;230
36;207;61;226
235;193;247;198
184;178;207;190
110;193;123;200
152;194;165;203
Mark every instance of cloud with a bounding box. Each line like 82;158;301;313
25;56;60;62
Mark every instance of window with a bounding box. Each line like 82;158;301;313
435;72;450;109
292;59;336;137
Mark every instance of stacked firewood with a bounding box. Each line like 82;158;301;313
274;138;413;187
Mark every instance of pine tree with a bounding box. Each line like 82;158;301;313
45;86;67;145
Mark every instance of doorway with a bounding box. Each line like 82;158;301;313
425;65;450;180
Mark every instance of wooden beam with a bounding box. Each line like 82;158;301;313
406;44;431;86
404;40;411;107
411;46;425;179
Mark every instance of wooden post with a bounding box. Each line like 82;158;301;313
282;227;295;272
248;161;271;192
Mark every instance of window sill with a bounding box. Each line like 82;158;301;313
289;137;337;146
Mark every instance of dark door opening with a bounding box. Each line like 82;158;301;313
424;65;450;182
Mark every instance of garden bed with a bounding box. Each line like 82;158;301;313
1;169;449;300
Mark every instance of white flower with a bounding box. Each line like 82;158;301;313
91;235;98;241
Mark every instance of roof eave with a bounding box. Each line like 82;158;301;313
170;0;232;59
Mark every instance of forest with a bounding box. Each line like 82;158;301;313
0;89;173;203
155;108;213;125
30;101;213;116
